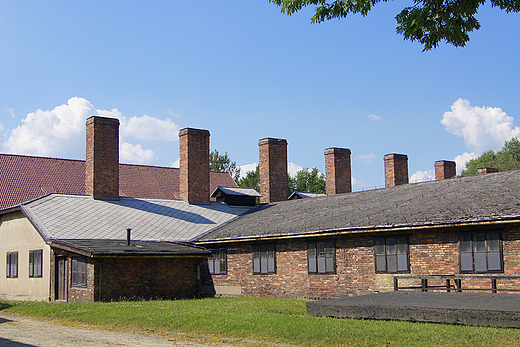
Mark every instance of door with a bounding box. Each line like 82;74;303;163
56;257;67;301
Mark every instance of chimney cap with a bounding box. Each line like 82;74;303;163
258;138;287;145
179;127;210;136
324;147;351;155
384;153;408;160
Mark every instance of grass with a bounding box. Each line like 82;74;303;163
1;297;519;346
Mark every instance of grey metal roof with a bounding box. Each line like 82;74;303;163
288;191;326;199
211;186;261;197
20;194;252;242
198;170;520;242
50;239;210;256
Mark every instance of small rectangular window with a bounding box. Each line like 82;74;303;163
459;231;503;273
208;248;227;275
308;240;335;274
29;250;43;278
72;258;87;287
374;236;409;273
252;244;275;274
6;252;18;278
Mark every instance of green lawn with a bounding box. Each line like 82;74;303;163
1;297;519;346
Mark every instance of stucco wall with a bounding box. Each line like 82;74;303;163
0;211;51;300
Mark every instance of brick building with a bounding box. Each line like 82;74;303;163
2;117;520;301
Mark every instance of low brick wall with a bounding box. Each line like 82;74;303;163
202;224;520;298
96;257;202;301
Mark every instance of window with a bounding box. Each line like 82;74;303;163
308;240;335;274
208;248;227;275
29;250;43;278
374;236;409;273
253;244;275;274
460;232;502;273
72;258;87;287
6;252;18;278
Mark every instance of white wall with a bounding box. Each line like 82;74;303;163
0;211;51;301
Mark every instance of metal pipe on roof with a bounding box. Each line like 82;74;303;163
126;228;131;246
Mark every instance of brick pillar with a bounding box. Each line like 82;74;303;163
179;128;210;203
259;138;288;203
478;167;498;175
435;160;456;180
384;154;408;188
85;116;119;199
324;148;352;195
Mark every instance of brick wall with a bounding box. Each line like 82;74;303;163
179;128;210;203
202;224;520;298
324;147;352;195
384;154;408;187
85;116;120;198
96;257;202;301
259;138;288;203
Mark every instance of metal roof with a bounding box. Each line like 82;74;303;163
211;186;261;197
198;170;520;242
19;194;252;242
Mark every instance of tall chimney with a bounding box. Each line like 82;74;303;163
435;160;456;180
384;153;408;188
179;128;210;203
259;138;288;203
324;147;352;195
85;116;120;199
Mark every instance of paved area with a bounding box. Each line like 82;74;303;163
307;292;520;327
0;313;236;347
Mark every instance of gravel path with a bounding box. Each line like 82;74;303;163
0;313;237;347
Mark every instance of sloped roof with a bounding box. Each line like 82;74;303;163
198;170;520;242
0;153;236;209
211;186;261;197
19;194;252;242
288;191;326;200
49;239;210;256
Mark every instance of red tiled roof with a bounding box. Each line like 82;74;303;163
0;154;237;210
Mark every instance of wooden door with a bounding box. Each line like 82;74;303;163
56;257;67;301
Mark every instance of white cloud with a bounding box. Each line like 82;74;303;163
288;162;303;177
121;115;179;141
120;143;156;164
352;176;363;189
2;97;181;165
172;158;180;168
368;114;383;121
356;153;376;164
441;98;520;153
3;97;94;156
453;152;479;175
410;170;434;183
238;162;258;178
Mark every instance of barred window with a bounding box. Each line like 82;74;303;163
460;232;502;273
6;252;18;278
375;236;409;273
208;248;227;275
252;244;275;274
308;240;335;274
29;250;43;278
72;258;87;287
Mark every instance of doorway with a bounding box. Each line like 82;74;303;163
55;257;67;301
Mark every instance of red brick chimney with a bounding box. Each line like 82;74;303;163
384;153;408;188
324;147;352;195
435;160;456;180
259;138;288;203
478;167;498;175
179;128;210;203
85;116;120;199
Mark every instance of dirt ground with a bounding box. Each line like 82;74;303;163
0;313;246;347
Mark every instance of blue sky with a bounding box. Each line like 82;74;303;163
1;1;519;190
